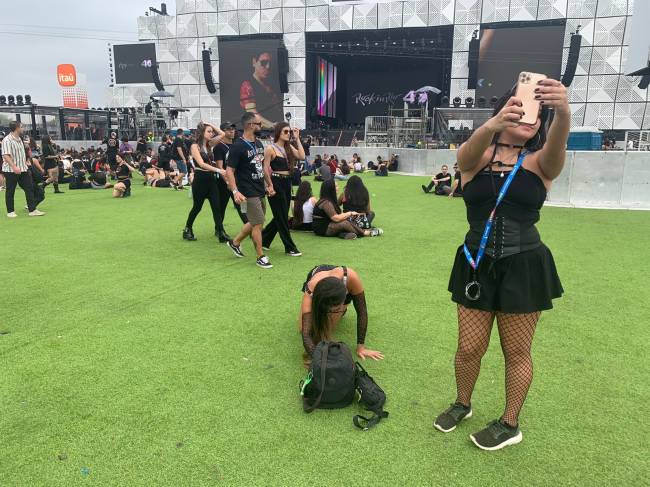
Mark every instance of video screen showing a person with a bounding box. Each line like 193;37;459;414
219;38;284;130
239;50;282;129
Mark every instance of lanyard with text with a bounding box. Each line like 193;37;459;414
463;150;528;301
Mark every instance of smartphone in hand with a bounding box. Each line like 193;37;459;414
515;71;547;125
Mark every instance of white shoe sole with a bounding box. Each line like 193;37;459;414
470;430;523;451
434;409;472;433
286;252;302;257
228;244;244;258
256;262;273;269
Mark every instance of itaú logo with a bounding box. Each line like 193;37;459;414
57;64;77;87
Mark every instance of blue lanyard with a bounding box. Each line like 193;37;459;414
463;150;528;271
242;138;258;156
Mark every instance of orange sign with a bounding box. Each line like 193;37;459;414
57;64;77;87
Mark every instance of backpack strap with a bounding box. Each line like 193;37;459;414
342;266;348;287
353;410;389;431
304;343;329;413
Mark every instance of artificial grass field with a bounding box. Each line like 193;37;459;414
1;172;648;486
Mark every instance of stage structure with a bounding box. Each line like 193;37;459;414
108;0;648;132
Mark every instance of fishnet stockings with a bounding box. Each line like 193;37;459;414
454;305;540;427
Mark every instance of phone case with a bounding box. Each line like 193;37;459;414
515;72;547;125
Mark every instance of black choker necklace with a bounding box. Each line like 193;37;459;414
495;142;525;149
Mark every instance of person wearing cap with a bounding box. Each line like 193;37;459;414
213;121;248;234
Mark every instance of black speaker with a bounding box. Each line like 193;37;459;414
202;49;217;94
277;46;289;94
151;63;165;91
561;34;582;87
467;37;480;89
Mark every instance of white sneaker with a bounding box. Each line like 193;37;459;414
7;211;17;218
28;210;45;217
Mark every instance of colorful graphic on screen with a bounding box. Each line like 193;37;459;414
317;57;337;118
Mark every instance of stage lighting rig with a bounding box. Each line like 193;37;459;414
477;96;486;108
441;96;449;106
465;96;474;108
452;97;462;108
490;96;498;107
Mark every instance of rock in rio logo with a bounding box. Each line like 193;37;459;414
57;64;76;87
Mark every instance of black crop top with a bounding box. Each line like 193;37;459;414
270;144;290;172
116;164;130;180
270;155;289;172
193;143;216;171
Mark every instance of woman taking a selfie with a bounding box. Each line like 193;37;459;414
434;77;568;450
298;265;384;367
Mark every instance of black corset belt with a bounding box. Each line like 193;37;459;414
465;217;541;260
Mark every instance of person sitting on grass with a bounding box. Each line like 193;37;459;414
312;179;383;240
298;265;384;367
112;153;136;198
291;180;317;232
374;156;388;176
144;166;173;188
90;162;114;190
448;163;463;198
352;154;364;173
338;175;375;228
422;164;452;194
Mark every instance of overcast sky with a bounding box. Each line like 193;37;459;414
0;0;176;107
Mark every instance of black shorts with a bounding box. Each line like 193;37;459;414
118;179;131;189
107;153;117;169
448;244;563;314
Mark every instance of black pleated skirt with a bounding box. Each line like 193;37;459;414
448;243;563;314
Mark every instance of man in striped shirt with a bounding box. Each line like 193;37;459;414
1;121;44;217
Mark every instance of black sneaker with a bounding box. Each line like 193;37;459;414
434;403;473;433
182;227;196;241
228;240;244;258
422;184;430;193
256;255;273;269
286;249;302;257
216;230;231;243
470;419;522;451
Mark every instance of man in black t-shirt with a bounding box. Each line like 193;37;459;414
449;164;463;198
157;135;172;173
422;164;452;195
213;121;247;230
225;112;274;269
172;129;188;188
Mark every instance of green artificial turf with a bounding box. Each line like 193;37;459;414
1;173;648;486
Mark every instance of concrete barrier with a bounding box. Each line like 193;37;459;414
311;146;650;210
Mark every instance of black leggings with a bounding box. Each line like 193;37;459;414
216;175;248;224
262;176;298;252
185;170;222;231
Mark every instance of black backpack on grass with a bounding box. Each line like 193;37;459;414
301;341;356;412
300;342;389;430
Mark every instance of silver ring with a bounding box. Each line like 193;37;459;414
465;281;481;301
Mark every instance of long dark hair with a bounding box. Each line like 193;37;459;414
273;122;297;170
293;180;312;226
317;179;340;213
310;277;348;344
42;135;53;147
344;175;369;210
492;84;553;152
194;122;211;150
